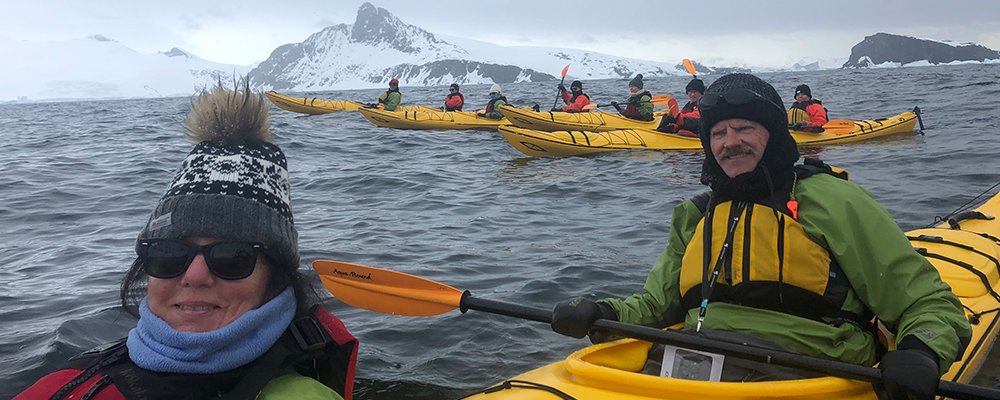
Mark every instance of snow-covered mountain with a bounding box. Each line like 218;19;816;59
246;2;683;91
0;35;249;102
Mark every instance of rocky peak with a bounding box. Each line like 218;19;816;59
350;2;435;53
843;32;1000;68
160;48;191;59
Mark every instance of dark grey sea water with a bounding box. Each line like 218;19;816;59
2;64;999;399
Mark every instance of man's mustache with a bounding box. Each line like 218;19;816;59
718;145;756;160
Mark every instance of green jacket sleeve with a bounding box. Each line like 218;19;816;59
257;374;343;400
485;99;506;119
600;198;704;326
796;175;972;373
384;92;402;111
639;95;654;121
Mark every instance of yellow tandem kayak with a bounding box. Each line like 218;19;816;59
499;110;920;157
461;191;1000;399
499;105;668;132
357;106;512;131
265;91;364;114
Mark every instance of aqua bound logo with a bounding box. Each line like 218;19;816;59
331;268;373;281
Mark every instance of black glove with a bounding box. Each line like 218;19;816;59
557;84;566;92
551;107;563;112
876;336;939;400
610;101;619;106
789;122;807;131
364;103;378;109
532;104;540;112
551;297;617;339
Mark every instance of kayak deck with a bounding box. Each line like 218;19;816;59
498;111;919;157
265;91;363;114
499;105;666;132
357;107;510;130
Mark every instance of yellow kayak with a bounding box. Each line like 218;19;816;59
499;110;920;157
357;106;511;130
265;91;364;114
461;191;1000;399
500;105;667;132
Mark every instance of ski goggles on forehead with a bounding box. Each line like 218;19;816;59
138;239;265;280
698;88;783;114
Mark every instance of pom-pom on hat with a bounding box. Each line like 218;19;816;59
137;78;299;271
629;74;644;89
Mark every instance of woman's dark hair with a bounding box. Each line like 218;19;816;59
120;253;318;318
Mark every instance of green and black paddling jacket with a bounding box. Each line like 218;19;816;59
601;164;971;373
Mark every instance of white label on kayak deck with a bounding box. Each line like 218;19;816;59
660;345;725;382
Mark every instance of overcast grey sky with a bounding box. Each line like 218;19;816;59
4;0;999;67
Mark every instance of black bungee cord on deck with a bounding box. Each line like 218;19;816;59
926;180;1000;229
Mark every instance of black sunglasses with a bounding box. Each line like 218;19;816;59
698;88;783;114
138;239;264;280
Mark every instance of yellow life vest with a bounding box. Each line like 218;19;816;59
679;163;866;327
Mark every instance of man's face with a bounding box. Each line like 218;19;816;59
687;90;703;103
629;85;640;94
709;118;770;177
571;86;582;94
794;92;810;103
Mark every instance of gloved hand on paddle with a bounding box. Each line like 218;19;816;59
557;84;567;92
551;297;618;339
876;336;940;400
551;107;564;112
789;122;808;131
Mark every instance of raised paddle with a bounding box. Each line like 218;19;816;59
552;64;571;111
312;260;1000;400
683;58;697;77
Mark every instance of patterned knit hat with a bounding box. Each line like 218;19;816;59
629;74;644;89
137;79;298;271
698;73;799;190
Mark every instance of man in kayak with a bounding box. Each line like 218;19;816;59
550;73;971;400
477;83;508;120
613;74;653;121
788;84;828;132
372;78;402;111
657;77;705;137
553;80;591;112
444;83;464;111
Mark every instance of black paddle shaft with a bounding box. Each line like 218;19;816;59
458;293;1000;400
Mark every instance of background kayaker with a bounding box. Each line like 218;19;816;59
613;74;654;121
788;84;828;132
549;73;971;400
444;83;464;111
553;80;591;112
477;83;508;120
16;79;359;400
373;78;402;111
656;77;705;136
